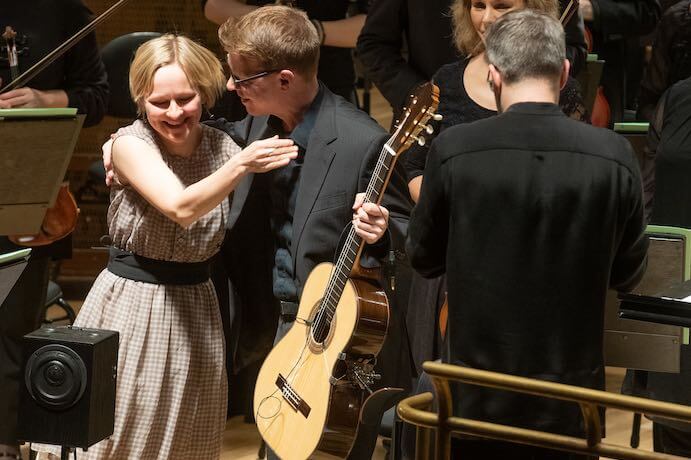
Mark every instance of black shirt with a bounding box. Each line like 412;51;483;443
267;87;323;301
407;102;648;436
637;0;691;121
405;60;587;182
647;77;691;227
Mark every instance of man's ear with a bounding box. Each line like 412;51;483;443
278;69;294;89
559;59;570;90
488;63;502;92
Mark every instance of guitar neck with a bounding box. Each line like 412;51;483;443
320;140;399;317
314;82;439;328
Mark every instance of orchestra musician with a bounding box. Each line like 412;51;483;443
402;0;588;385
356;0;587;119
407;10;648;459
0;2;108;458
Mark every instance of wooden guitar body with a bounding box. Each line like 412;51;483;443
254;262;389;460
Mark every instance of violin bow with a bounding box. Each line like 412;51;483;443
560;0;580;25
0;0;135;93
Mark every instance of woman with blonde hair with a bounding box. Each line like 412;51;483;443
35;34;296;460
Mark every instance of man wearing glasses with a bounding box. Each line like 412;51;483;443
209;4;412;424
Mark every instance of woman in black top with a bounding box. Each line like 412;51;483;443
404;0;587;376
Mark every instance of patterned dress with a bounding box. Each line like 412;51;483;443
37;120;241;460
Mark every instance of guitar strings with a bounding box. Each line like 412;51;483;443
311;134;397;341
311;103;424;342
311;110;408;340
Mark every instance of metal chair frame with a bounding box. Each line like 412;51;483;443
397;361;691;460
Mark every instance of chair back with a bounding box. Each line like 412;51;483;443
604;225;689;372
101;32;162;118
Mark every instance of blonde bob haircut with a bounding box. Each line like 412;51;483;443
451;0;559;56
129;34;225;116
218;5;320;77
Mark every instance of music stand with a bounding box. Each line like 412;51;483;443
619;279;691;328
0;108;84;235
0;248;31;305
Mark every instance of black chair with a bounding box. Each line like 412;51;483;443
43;280;76;325
102;32;162;119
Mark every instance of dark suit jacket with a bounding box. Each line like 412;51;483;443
210;86;412;371
407;102;648;436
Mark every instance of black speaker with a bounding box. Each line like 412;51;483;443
18;326;118;448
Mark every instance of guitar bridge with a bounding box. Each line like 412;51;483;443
276;373;311;418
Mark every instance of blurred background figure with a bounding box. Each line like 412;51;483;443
579;0;660;123
0;1;108;459
637;0;691;121
203;0;367;106
356;0;587;121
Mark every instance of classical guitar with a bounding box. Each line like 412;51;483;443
254;82;439;460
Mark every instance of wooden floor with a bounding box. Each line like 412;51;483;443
220;367;654;459
33;88;662;459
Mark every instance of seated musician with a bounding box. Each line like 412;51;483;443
407;9;648;459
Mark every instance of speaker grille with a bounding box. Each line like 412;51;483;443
25;344;88;410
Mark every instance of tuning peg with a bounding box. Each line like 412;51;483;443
425;124;434;135
416;136;426;147
433;113;443;121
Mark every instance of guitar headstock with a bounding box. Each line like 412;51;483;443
391;81;440;154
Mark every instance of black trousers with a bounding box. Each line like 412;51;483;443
0;255;49;444
653;422;691;457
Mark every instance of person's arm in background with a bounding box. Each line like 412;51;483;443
0;1;108;126
406;137;449;278
560;0;588;76
636;2;685;121
640;88;667;222
357;0;427;114
581;0;661;39
203;0;365;48
609;138;649;292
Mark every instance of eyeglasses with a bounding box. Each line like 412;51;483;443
229;69;279;87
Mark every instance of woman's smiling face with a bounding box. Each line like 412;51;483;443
144;63;202;147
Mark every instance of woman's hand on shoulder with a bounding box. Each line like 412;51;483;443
102;134;124;186
235;136;298;174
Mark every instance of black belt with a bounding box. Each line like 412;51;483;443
107;247;210;285
280;300;299;318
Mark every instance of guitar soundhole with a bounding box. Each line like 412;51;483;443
312;322;329;344
309;299;333;346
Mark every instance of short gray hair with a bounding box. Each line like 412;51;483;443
485;10;565;86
